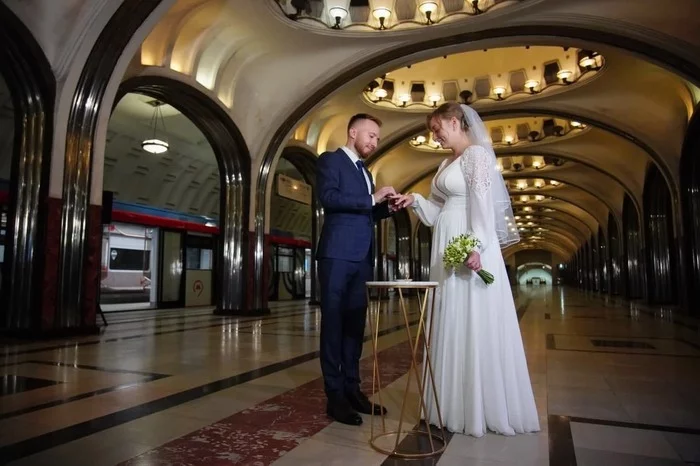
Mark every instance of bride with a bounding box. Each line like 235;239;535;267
391;103;540;437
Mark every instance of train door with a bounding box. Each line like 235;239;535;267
184;233;215;307
0;202;6;290
304;248;311;299
157;229;184;308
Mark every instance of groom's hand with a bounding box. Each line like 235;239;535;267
373;186;396;204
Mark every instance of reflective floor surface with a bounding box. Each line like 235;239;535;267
1;287;699;465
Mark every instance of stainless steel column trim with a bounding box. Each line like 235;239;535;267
0;3;55;331
57;0;162;328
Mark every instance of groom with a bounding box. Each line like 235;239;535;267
316;113;397;426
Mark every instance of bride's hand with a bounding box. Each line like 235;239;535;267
390;194;415;209
465;251;481;272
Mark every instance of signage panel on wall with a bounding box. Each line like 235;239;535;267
277;174;311;205
185;270;213;307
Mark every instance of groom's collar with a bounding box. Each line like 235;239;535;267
340;146;360;164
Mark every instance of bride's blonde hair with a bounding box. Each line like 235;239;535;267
426;102;470;133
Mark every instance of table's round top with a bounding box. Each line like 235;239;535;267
366;280;439;288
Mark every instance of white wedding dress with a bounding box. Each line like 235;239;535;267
411;144;540;437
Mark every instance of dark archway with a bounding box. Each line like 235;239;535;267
680;105;700;316
607;212;622;295
623;193;644;299
598;226;608;294
415;223;432;281
252;26;700;311
392;208;412;280
574;249;582;288
584;241;592;291
280;146;320;305
643;164;677;304
0;3;55;334
114;77;251;315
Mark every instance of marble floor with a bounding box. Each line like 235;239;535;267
1;287;699;465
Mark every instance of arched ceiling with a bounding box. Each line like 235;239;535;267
282;41;694;258
105;93;220;219
6;0;698;260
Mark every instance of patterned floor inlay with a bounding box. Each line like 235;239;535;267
121;341;416;465
590;339;655;349
0;375;61;396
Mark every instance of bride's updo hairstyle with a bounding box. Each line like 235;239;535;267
426;102;470;133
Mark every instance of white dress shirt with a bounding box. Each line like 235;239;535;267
341;146;375;205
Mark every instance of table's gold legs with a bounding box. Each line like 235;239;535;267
367;287;386;437
368;286;446;458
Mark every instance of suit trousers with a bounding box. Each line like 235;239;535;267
318;253;373;399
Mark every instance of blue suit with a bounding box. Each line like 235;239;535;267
316;148;392;398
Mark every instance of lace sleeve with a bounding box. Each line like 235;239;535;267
461;145;495;253
411;191;444;227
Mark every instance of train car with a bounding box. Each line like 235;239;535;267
99;200;219;311
100;222;153;304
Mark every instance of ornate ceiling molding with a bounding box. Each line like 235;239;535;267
408;119;590;153
272;0;520;33
257;23;700;294
362;48;604;110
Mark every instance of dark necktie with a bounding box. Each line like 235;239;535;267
356;160;370;194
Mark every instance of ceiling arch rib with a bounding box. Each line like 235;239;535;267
511;188;610;232
516;223;584;249
503;170;624;219
479;107;680;208
513;214;590;245
503;149;643;206
403;164;616;228
368;111;662;191
509;230;578;257
528;210;592;238
541;201;600;238
386;149;638;222
503;241;572;261
404;170;609;231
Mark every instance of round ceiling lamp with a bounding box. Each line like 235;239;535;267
142;100;169;154
142;139;169;154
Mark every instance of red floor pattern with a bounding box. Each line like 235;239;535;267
121;340;416;465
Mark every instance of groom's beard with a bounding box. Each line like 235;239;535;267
354;141;376;158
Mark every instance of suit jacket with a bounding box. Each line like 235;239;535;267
316;148;392;262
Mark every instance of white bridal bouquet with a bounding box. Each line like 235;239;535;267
442;234;495;285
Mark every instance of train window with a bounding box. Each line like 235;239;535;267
109;248;150;271
277;247;293;273
186;247;213;270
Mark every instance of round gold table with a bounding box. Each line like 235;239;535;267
365;280;447;458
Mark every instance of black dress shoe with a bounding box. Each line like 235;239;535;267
326;399;363;426
346;390;387;415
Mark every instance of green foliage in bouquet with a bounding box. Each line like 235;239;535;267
442;234;494;285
